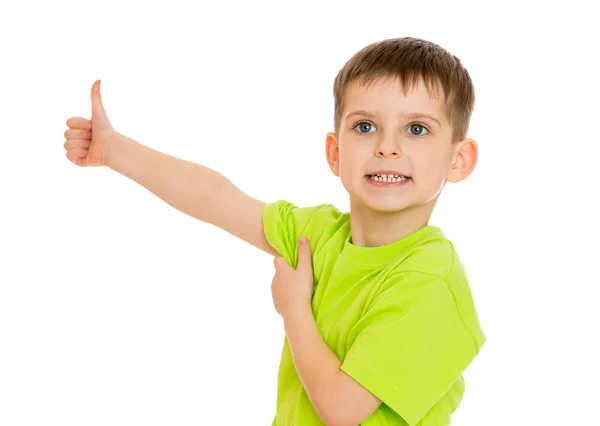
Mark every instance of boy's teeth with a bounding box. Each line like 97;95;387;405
370;174;408;182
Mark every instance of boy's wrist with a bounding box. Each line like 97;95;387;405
283;303;313;326
103;131;124;169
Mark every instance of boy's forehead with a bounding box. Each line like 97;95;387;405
343;77;447;124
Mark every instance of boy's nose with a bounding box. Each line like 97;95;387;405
375;137;402;158
376;148;401;158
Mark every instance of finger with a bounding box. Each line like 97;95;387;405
274;256;287;268
91;79;111;131
66;117;92;130
297;237;312;269
64;139;91;150
64;128;91;140
65;148;89;165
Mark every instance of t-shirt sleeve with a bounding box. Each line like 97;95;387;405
262;199;340;268
339;272;479;426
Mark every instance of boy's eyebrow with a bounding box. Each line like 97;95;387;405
345;110;442;127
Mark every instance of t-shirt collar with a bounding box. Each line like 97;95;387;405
339;225;443;266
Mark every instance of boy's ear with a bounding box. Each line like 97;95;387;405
447;138;478;183
325;132;340;177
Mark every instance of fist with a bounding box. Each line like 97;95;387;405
271;237;315;320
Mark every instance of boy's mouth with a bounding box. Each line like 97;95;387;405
366;173;411;183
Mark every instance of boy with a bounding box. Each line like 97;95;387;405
63;37;486;425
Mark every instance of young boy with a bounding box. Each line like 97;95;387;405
63;37;486;425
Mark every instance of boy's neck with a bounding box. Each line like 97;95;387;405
348;198;438;248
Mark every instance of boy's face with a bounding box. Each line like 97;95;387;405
326;76;476;214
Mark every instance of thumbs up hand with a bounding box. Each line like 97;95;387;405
64;80;117;167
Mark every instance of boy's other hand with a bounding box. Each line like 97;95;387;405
271;237;315;321
64;79;118;167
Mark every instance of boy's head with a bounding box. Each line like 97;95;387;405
325;37;478;216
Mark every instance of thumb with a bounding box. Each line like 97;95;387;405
297;236;312;270
91;79;112;132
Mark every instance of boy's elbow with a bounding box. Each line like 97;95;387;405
319;400;360;426
314;396;345;426
318;374;381;426
320;411;347;426
321;410;358;426
316;376;381;426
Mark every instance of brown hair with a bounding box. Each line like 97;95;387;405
333;37;475;142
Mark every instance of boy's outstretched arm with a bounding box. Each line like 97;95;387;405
106;133;279;257
64;80;278;258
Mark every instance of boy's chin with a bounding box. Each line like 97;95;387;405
359;196;414;214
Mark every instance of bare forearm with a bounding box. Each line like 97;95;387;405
284;308;343;424
106;133;231;222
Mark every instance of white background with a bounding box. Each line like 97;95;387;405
1;0;599;424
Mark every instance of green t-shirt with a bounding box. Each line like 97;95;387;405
263;200;486;426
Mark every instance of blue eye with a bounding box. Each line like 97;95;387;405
354;121;376;134
408;123;429;136
353;121;430;136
